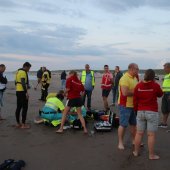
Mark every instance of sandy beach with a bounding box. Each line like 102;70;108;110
0;73;170;170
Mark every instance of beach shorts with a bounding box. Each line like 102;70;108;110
66;98;83;107
137;111;159;132
161;93;170;114
102;89;111;97
0;91;4;107
119;105;136;127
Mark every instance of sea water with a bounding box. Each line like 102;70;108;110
4;72;37;81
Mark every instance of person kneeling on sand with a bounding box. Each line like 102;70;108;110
133;69;163;160
35;90;65;124
56;70;88;134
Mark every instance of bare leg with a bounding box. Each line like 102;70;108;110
56;106;70;133
148;132;160;160
133;131;144;156
130;125;136;145
162;114;169;124
77;107;88;133
118;125;125;150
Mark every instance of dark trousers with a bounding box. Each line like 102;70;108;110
41;83;49;101
112;86;119;104
83;90;92;109
15;91;28;124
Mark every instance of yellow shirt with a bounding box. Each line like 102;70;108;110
41;71;51;84
118;72;138;107
15;70;27;91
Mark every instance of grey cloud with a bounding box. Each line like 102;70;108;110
0;24;87;56
0;0;85;18
0;23;126;58
94;0;170;13
127;48;148;53
0;0;18;8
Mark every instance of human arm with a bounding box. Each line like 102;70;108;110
21;78;29;99
121;85;134;96
133;86;138;112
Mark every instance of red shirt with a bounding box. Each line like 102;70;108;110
133;81;163;112
101;71;113;90
66;75;84;99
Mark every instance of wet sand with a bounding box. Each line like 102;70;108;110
0;74;170;170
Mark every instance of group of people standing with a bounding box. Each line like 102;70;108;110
117;63;170;160
0;61;170;160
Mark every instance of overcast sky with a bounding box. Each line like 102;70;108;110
0;0;170;71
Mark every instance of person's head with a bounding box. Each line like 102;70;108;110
23;62;31;72
163;63;170;74
85;64;90;71
42;67;46;72
0;64;6;73
115;66;120;73
69;70;77;77
56;90;65;101
128;63;139;77
144;69;155;81
104;65;109;73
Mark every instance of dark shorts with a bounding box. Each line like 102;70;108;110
119;105;136;127
161;93;170;114
102;89;111;97
66;98;83;107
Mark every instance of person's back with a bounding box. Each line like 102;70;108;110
37;67;43;79
133;69;163;160
134;81;163;112
66;74;84;99
44;97;64;112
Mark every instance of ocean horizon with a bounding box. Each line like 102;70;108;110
4;72;37;81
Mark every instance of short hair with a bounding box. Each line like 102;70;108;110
0;64;5;67
23;62;31;68
128;63;138;70
144;69;155;81
115;66;119;70
69;70;77;76
164;62;170;68
104;65;108;68
56;90;64;101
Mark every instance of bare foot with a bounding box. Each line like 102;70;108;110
133;151;139;157
83;128;88;134
56;129;64;134
149;155;160;160
20;124;30;129
118;144;125;150
13;124;21;128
